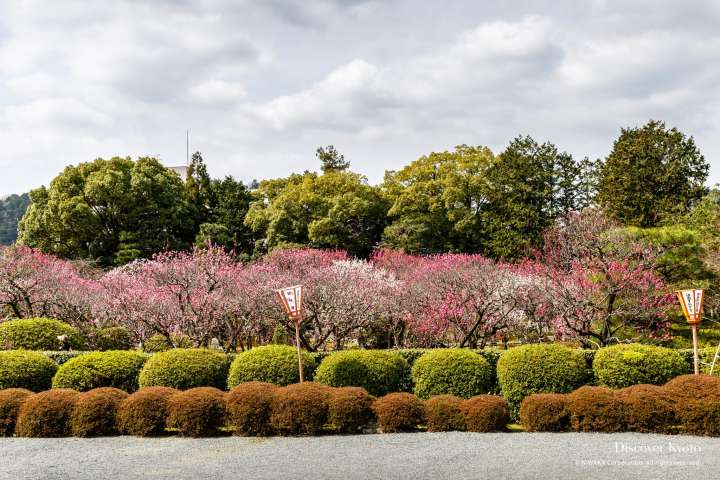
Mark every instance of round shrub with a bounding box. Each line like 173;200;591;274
226;382;277;436
678;400;720;436
460;395;508;432
70;387;128;437
314;350;408;396
0;388;33;436
593;343;688;389
424;395;465;432
139;348;230;390
372;392;423;433
519;394;570;432
566;386;626;432
116;386;178;436
142;334;193;353
52;350;147;392
167;387;227;437
0;350;57;391
328;387;374;434
497;344;589;418
0;318;84;350
92;327;135;351
15;389;79;437
270;382;330;436
616;384;677;434
663;374;720;401
228;345;317;388
411;349;493;399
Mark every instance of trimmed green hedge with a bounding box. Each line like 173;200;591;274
314;350;408;396
497;344;589;418
411;349;493;399
52;351;148;392
0;318;84;350
43;351;90;365
139;349;230;390
228;345;316;388
593;343;688;388
0;350;58;391
92;327;135;351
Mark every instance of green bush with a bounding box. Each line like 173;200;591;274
52;351;147;392
0;350;58;391
314;350;408;396
411;349;493;399
227;345;316;388
139;349;230;390
0;318;84;350
593;344;689;389
92;327;135;351
497;344;589;418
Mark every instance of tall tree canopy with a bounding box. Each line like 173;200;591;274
0;193;30;245
18;157;193;265
597;120;708;227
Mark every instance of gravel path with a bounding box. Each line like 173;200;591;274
1;432;718;480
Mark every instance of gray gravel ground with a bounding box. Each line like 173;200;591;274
1;432;718;480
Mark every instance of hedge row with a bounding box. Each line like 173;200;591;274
519;374;720;436
0;384;509;437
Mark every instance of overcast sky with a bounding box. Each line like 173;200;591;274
1;0;719;195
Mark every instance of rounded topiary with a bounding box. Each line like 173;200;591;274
0;388;33;436
314;350;408;396
616;384;677;434
411;349;493;399
566;386;626;433
328;387;374;434
70;387;128;437
0;318;84;351
142;334;193;353
270;382;331;435
139;349;230;390
117;386;178;436
167;387;227;437
593;343;688;389
226;382;277;436
424;395;466;432
519;393;570;432
92;327;135;351
496;344;589;418
228;345;316;388
372;392;423;433
678;400;720;436
460;395;508;432
0;350;58;391
52;350;147;392
663;374;720;401
15;389;79;437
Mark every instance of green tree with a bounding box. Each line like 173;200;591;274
185;151;213;227
316;145;350;172
194;176;255;254
597;120;709;227
0;193;30;244
18;157;193;265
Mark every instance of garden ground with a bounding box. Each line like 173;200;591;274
1;432;718;480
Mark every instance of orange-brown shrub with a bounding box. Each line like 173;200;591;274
460;395;508;432
166;387;227;437
0;389;33;436
15;389;79;437
519;393;570;432
372;392;423;433
270;382;330;435
328;387;374;434
663;374;720;402
116;386;178;436
567;386;626;432
70;387;128;437
616;384;677;434
226;382;277;436
423;395;465;432
678;400;720;436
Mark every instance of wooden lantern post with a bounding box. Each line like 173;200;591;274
676;289;704;375
276;285;305;382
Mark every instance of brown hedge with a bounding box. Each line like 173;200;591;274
678;400;720;436
70;387;128;437
15;389;79;437
519;393;569;432
424;395;465;432
270;382;331;436
167;387;227;437
567;386;626;432
372;392;423;433
328;387;374;434
226;382;277;436
616;384;677;434
0;389;33;436
663;374;720;402
460;395;508;432
117;386;178;436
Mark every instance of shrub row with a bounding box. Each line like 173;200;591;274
0;318;137;351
